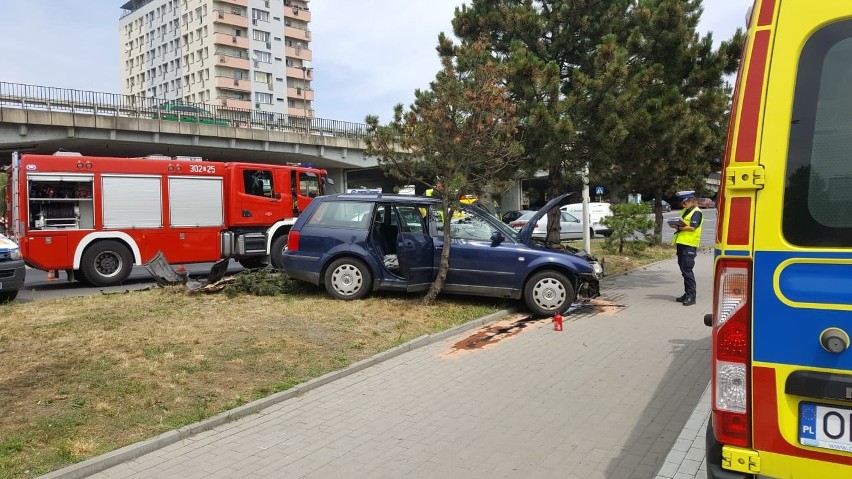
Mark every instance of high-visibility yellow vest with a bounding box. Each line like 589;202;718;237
672;207;703;247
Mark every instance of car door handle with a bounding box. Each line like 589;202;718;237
404;240;415;247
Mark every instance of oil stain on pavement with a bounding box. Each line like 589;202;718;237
443;297;626;357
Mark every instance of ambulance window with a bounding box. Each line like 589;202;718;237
784;20;852;246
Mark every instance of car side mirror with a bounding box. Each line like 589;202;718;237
490;230;504;245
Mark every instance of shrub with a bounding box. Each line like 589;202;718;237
600;203;655;254
223;268;308;297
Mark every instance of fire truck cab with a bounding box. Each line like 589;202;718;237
708;1;852;477
5;152;328;286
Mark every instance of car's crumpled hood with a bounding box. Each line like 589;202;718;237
517;193;577;244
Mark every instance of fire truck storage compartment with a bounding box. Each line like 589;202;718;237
27;174;94;230
168;177;224;227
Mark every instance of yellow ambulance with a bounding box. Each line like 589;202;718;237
707;1;852;477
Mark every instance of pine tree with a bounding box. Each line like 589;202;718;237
452;0;634;244
364;36;523;303
611;0;743;240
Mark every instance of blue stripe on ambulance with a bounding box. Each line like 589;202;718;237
752;250;852;369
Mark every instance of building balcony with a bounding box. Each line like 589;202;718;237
215;54;250;70
214;32;249;49
288;87;314;101
219;97;253;110
288;106;315;118
216;76;252;92
216;0;248;7
285;66;312;80
213;10;249;28
285;45;312;61
284;26;311;42
284;5;311;22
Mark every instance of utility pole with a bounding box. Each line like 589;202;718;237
581;163;591;252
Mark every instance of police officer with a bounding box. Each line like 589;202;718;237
425;180;443;198
670;192;703;306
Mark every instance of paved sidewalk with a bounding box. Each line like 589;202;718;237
44;252;715;479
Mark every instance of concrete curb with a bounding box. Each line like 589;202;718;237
39;308;516;479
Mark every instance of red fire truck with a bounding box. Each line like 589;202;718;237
4;152;329;286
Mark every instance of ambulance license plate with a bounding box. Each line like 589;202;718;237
800;402;852;452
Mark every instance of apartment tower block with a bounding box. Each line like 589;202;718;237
119;0;313;118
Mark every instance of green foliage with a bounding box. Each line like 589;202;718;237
603;0;743;240
452;0;634;244
223;269;307;298
600;203;656;254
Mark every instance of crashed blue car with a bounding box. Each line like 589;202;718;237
283;193;602;316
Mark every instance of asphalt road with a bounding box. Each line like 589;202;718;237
17;261;245;303
658;207;717;247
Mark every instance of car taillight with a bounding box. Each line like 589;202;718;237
712;259;751;447
287;230;300;251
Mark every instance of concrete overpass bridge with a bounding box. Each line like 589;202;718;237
0;82;393;190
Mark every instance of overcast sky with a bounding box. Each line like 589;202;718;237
0;0;752;124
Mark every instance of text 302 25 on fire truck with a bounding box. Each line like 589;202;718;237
4;152;330;286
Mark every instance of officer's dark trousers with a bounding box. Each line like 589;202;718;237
677;244;697;299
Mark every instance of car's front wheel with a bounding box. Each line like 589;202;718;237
324;257;372;300
523;270;575;317
0;290;18;303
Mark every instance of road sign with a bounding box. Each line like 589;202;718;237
595;186;604;196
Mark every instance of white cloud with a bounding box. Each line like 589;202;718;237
0;0;754;124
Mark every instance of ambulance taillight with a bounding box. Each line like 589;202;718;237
711;260;752;447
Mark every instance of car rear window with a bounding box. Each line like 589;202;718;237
305;201;372;229
784;20;852;246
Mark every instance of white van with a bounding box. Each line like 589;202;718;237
561;202;612;237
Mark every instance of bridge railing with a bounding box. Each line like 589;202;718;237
0;82;368;140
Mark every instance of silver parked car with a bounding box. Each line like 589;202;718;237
508;210;591;241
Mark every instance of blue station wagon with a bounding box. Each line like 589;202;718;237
282;193;602;316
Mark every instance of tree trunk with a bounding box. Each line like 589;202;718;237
423;198;453;304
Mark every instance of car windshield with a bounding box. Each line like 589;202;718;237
436;206;520;241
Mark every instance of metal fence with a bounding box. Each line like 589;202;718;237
0;82;368;139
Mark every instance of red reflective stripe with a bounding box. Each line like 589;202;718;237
726;197;752;246
736;30;770;164
757;0;776;27
718;58;746;243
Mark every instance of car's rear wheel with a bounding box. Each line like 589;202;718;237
324;257;372;300
523;270;574;317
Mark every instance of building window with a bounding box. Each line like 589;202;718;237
254;50;271;63
252;9;269;22
256;92;273;104
253;30;270;42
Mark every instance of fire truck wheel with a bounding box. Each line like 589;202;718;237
324;257;372;300
523;270;574;317
81;240;133;287
270;235;288;270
